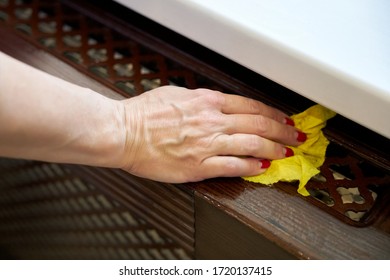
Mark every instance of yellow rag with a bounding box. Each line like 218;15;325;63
243;104;336;196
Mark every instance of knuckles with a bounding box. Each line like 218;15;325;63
253;115;271;135
240;135;264;156
193;88;225;107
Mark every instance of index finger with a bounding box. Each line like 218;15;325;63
220;93;291;124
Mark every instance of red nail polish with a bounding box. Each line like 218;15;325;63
296;131;307;142
285;117;295;126
284;147;294;157
260;159;271;169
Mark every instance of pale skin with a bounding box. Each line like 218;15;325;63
0;52;305;183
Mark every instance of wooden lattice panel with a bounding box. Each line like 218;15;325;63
300;143;390;226
0;0;222;97
0;159;193;259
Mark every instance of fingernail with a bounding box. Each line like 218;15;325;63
259;159;271;169
284;147;294;157
296;131;307;142
285;117;295;126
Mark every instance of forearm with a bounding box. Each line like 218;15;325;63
0;51;304;183
0;52;125;167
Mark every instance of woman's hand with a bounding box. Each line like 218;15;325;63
0;53;304;183
117;86;305;183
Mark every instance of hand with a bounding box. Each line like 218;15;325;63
116;86;304;183
0;53;301;180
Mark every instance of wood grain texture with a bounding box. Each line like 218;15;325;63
190;178;390;259
195;195;295;259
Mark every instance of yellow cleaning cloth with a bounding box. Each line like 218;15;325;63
243;104;336;196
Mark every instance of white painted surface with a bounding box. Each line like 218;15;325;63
114;0;390;138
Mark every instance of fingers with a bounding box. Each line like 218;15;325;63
212;133;288;160
209;91;303;146
224;114;302;146
220;92;289;124
195;131;294;180
198;156;270;179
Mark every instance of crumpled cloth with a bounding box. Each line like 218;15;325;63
243;104;336;196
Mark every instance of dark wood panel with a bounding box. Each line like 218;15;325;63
191;178;390;259
0;159;194;259
66;165;195;255
195;194;295;259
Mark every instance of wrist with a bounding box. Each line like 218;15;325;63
86;96;127;169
